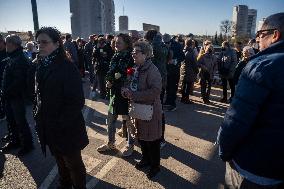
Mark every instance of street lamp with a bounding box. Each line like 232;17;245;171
31;0;39;33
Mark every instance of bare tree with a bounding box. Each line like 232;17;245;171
220;20;234;40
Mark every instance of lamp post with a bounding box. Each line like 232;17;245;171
31;0;39;33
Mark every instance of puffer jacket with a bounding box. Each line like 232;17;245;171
217;40;284;180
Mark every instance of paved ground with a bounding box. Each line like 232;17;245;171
0;79;229;189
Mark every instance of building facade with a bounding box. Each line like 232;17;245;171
232;5;257;38
119;16;128;32
70;0;115;40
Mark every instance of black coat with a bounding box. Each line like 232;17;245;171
106;51;134;115
2;48;30;100
34;55;88;155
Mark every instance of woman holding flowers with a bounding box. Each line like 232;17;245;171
97;33;135;157
121;41;162;179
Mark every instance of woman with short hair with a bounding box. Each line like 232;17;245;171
121;40;163;179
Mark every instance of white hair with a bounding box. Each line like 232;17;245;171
242;46;255;56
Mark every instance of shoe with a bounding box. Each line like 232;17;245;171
121;145;134;157
17;145;34;157
1;134;12;143
160;141;166;149
117;128;123;137
166;106;177;112
0;142;21;153
97;143;116;152
203;99;210;104
135;160;150;170
181;98;194;104
147;167;160;179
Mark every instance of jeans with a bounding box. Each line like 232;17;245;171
107;112;134;146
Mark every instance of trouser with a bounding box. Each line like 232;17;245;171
89;62;95;83
139;139;160;169
225;162;284;189
6;98;32;147
221;78;235;100
107;112;135;146
165;73;180;107
200;77;212;101
181;80;194;99
160;88;166;142
0;90;5;119
97;72;106;97
54;150;86;189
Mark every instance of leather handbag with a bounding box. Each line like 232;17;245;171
129;102;153;121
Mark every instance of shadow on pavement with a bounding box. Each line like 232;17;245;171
0;152;5;178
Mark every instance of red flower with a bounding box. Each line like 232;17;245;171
127;67;135;76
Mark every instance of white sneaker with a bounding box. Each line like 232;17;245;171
97;143;116;152
117;128;123;137
121;145;134;157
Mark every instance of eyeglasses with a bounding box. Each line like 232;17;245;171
256;28;277;38
36;40;53;45
131;50;143;55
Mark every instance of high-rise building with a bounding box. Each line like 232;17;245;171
247;9;257;36
119;16;128;31
70;0;115;40
232;5;248;37
104;0;115;34
232;5;257;38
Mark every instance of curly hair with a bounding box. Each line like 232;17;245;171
116;33;132;50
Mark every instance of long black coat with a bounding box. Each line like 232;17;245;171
34;55;88;155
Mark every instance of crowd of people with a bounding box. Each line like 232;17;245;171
0;12;283;189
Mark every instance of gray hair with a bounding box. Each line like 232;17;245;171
242;46;255;57
5;34;22;46
133;40;153;59
25;41;34;48
262;13;284;40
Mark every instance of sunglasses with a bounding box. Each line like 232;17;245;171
256;28;277;38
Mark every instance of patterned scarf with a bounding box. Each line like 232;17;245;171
38;48;59;67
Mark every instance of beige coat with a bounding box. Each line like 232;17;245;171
132;59;162;141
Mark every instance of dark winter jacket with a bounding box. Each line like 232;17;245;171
106;50;134;115
93;44;114;74
217;40;284;180
152;35;168;88
34;53;88;155
217;48;238;79
167;40;185;76
180;47;198;83
0;50;8;89
2;48;30;100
